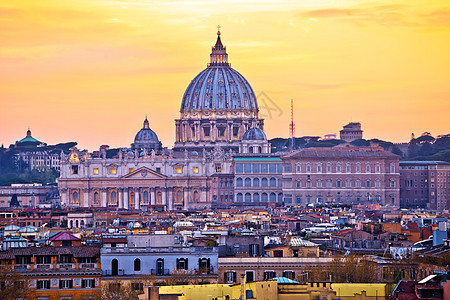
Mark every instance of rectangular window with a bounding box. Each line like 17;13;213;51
269;164;277;173
225;271;236;283
60;279;73;289
82;279;95;288
131;282;143;292
215;164;222;173
93;168;99;175
109;168;116;174
174;167;182;174
244;163;252;173
261;164;269;173
252;163;260;173
236;163;243;174
129;168;134;173
37;280;50;289
193;167;199;174
71;165;79;175
264;271;276;280
283;271;295;280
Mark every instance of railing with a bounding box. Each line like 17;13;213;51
13;264;30;271
101;246;218;254
35;264;53;269
151;269;170;276
57;263;75;269
80;263;97;269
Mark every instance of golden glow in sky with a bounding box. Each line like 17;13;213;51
1;0;449;150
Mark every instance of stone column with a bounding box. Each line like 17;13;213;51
150;188;156;205
102;188;107;207
228;122;233;141
82;188;90;208
213;122;217;142
200;186;207;203
168;188;173;211
183;188;190;210
124;188;129;210
162;188;167;210
135;188;140;210
118;188;123;209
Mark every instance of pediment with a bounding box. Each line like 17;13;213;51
122;167;166;179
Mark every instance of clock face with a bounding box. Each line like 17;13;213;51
214;151;222;159
70;153;79;162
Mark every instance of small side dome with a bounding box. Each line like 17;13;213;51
242;127;267;141
131;116;162;151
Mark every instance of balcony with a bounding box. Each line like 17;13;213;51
80;263;98;269
151;269;170;276
35;264;53;270
56;263;75;269
101;246;218;254
13;264;30;271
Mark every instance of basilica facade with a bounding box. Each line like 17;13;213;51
58;30;270;211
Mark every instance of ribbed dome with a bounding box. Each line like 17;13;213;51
132;117;161;151
242;127;267;140
134;128;158;143
180;29;258;113
134;118;159;143
181;67;258;112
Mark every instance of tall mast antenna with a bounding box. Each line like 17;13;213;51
289;99;295;149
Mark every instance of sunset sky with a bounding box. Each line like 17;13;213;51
1;0;449;150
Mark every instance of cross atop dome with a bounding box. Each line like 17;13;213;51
210;25;229;67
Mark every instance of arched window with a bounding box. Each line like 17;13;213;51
177;191;183;204
94;192;99;205
111;191;117;205
253;193;260;202
236;193;243;202
269;178;276;187
270;192;276;202
261;193;268;202
72;191;78;202
134;258;141;271
236;178;243;187
244;178;251;187
112;259;118;276
194;191;200;202
253;178;260;187
278;193;283;202
366;180;371;188
156;258;164;276
143;191;149;203
261;178;268;187
245;193;251;202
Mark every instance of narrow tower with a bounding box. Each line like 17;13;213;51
289;99;295;149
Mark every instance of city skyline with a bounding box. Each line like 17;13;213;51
1;0;449;151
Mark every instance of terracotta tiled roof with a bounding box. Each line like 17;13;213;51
49;231;81;241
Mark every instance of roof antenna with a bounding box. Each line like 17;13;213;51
289;99;295;150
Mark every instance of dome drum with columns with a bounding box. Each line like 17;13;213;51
174;28;266;152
